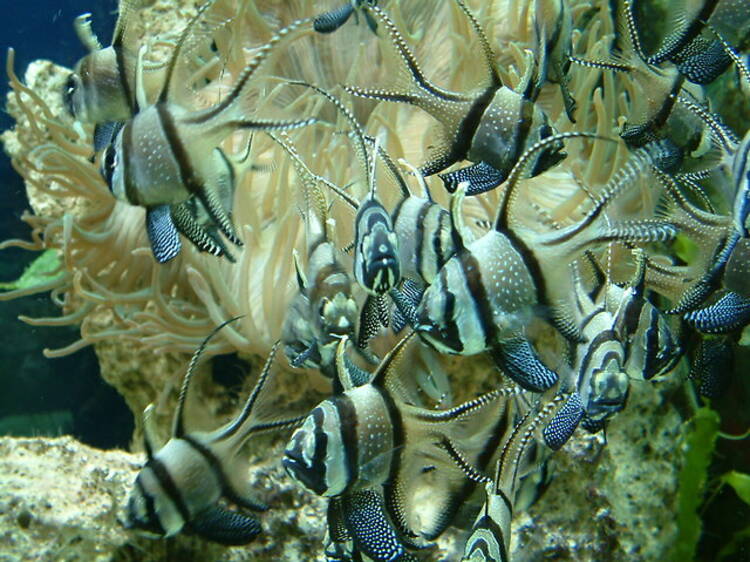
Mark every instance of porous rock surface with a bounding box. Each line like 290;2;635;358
0;374;685;561
0;435;326;562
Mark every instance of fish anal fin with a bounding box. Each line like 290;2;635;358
342;489;416;562
186;505;261;546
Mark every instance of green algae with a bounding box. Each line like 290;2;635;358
0;249;63;291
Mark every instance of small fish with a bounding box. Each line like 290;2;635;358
442;391;580;561
285;82;401;348
283;334;521;560
345;1;566;196
64;1;145;126
274;133;359;378
102;11;316;263
536;0;578;121
573;0;686;145
566;257;630;432
394;135;677;392
125;318;304;543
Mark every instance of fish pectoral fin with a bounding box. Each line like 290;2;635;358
226;488;269;513
146;205;181;264
185;505;261;546
674;39;732;85
490;338;559;392
684;291;750;334
342;489;417;562
439;161;506;195
542;392;584;450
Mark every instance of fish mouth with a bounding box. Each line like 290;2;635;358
282;451;327;496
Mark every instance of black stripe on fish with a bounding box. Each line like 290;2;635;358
335;394;360;495
147;456;192;525
157;103;203;195
458;250;495;348
579;330;619;376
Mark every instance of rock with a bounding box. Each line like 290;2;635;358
0;435;327;561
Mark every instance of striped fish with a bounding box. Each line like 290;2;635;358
64;0;147;127
285;82;401;348
274;133;359;378
125;319;304;543
571;0;686;146
537;0;577;121
101;10;316;262
442;392;578;562
568;259;631;431
283;333;520;561
65;0;227;152
409;135;678;391
344;1;565;196
606;253;682;381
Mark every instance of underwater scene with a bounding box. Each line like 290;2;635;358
1;0;750;560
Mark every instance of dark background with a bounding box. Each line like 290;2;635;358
0;0;131;449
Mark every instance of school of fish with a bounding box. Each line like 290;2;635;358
14;0;750;559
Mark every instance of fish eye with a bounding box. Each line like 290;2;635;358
101;145;118;191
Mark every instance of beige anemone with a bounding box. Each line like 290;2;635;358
0;0;681;431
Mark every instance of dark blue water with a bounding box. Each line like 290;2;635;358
1;1;117;259
0;1;131;449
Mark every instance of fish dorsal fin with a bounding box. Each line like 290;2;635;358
173;316;243;438
370;331;419;392
583;250;607;297
112;0;143;47
334;336;363;391
496;392;569;495
618;0;647;62
368;135;380;201
570;260;592;316
493;132;603;232
73;14;102;52
292;248;307;290
449;182;469;251
628;247;647;296
438;436;492;485
142;403;160;459
269;132;333;234
452;0;502;87
158;0;219;103
219;340;281;437
397;158;429;200
133;44;148;112
287;81;372;191
366;138;411;199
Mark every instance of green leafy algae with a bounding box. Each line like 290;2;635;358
717;471;750;559
672;406;720;560
0;249;63;291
